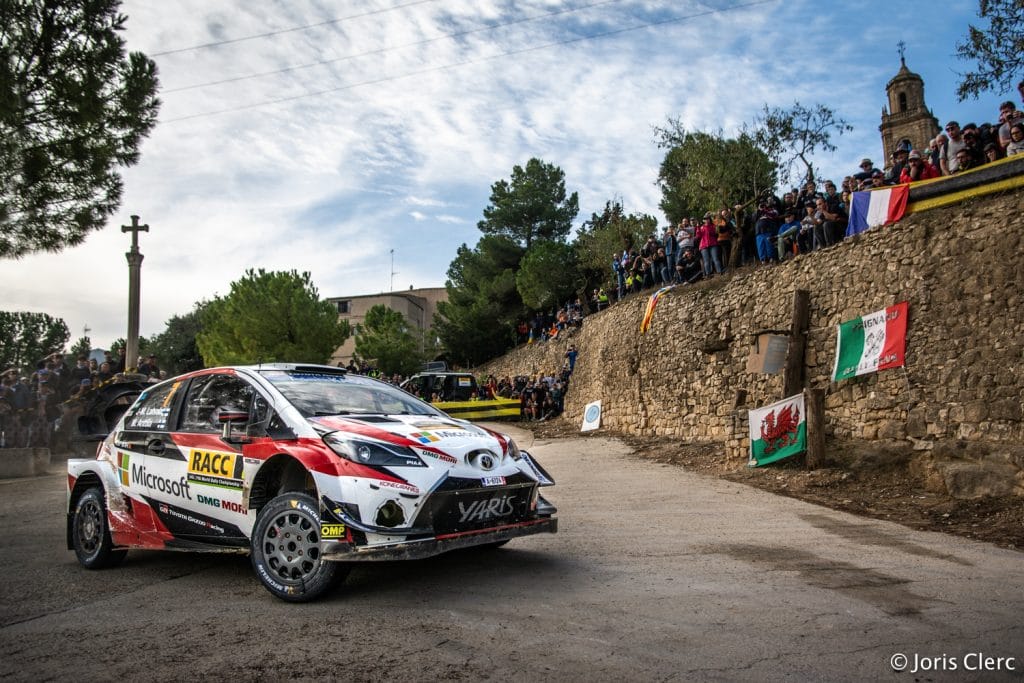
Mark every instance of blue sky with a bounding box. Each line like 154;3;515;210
0;0;1008;347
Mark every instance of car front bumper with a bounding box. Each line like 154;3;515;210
320;515;557;562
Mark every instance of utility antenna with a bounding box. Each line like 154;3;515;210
390;249;399;292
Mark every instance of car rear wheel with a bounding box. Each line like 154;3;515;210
71;487;127;569
250;492;348;602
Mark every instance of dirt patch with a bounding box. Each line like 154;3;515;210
527;418;1024;551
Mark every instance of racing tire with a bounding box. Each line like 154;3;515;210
71;487;128;569
250;492;349;602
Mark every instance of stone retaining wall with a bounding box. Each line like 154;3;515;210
477;189;1024;469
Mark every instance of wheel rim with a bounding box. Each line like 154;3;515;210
261;510;321;583
77;498;104;556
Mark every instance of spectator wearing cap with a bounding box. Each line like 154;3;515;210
853;158;879;181
775;209;802;262
820;180;847;243
941;121;967;175
899;150;939;183
983;142;1002;164
694;212;724;277
885;147;910;185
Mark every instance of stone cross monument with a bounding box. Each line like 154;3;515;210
121;215;148;372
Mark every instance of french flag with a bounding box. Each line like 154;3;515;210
846;184;910;237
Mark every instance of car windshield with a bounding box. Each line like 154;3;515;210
260;371;441;418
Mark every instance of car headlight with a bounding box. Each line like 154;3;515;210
505;437;522;461
324;435;426;467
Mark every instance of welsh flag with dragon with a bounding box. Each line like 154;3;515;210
748;393;806;467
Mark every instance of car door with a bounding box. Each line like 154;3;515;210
115;379;188;536
149;373;260;544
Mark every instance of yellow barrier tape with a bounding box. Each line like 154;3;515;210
434;398;521;420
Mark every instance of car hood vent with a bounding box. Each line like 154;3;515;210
347;415;402;423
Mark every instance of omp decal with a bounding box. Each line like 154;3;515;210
416;448;457;465
409;431;441;444
320;523;345;539
187;448;244;491
481;476;506;487
458;494;515;523
377;480;420;495
132;462;192;500
196;493;248;515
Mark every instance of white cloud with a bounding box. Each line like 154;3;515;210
1;0;996;349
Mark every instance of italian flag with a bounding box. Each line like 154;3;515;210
845;184;909;237
832;302;909;381
749;393;806;467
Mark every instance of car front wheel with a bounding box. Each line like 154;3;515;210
250;492;348;602
71;487;127;569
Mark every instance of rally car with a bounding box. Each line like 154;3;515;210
66;364;557;601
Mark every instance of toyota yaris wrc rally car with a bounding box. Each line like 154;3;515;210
66;364;557;601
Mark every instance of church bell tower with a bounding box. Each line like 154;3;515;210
879;43;940;161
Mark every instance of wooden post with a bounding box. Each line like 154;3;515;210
805;387;826;470
783;290;810;397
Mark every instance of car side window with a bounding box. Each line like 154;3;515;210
123;381;183;431
180;375;256;433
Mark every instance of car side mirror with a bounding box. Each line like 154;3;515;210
219;410;251;443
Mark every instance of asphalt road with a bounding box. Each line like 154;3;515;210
1;430;1022;682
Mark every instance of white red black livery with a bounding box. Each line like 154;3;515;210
66;364;557;601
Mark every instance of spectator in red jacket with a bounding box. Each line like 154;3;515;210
899;150;939;183
694;212;724;277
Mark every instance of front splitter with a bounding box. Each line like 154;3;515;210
321;516;557;562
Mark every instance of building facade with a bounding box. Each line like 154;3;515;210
879;56;941;161
326;287;447;366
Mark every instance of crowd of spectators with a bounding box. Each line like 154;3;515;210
598;93;1024;307
494;91;1024;354
343;344;579;422
0;348;170;449
481;343;577;421
516;301;586;345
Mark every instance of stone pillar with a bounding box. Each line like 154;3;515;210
122;215;149;372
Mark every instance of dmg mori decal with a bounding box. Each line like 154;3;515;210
187;448;244;491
